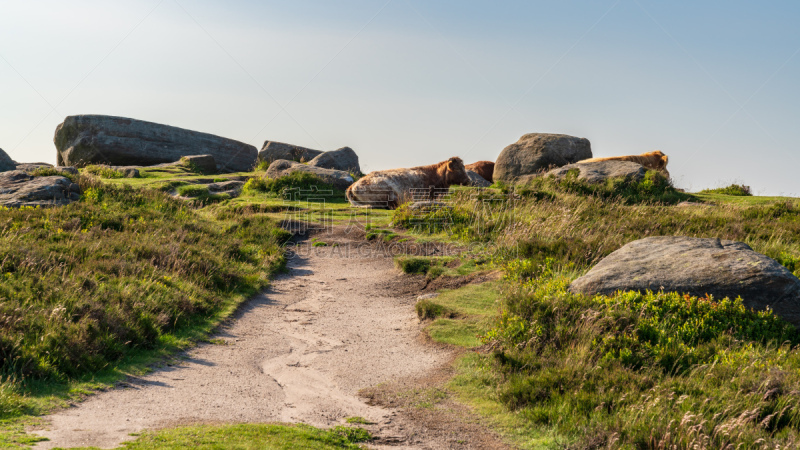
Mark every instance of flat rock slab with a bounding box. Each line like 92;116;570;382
569;236;800;327
266;160;354;191
545;160;646;183
54;115;257;172
0;170;80;207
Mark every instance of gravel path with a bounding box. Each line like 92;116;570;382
32;238;451;449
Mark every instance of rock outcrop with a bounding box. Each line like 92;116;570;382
181;155;217;174
569;236;800;328
0;149;17;172
494;133;592;183
265;160;355;191
0;170;81;207
308;147;361;174
258;141;323;164
543;160;647;184
466;170;492;187
54;115;257;172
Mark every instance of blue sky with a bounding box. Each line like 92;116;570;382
1;1;799;194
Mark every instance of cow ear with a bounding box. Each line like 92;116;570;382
662;155;669;167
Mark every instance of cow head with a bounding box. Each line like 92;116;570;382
443;157;470;186
652;150;668;170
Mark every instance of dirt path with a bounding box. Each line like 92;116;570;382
32;234;496;449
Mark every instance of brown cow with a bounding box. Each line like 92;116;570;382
582;151;670;176
345;157;471;209
465;161;495;183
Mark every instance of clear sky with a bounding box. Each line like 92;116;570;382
1;1;799;194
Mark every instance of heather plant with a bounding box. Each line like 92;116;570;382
0;178;288;397
700;183;753;196
242;172;342;199
83;165;125;179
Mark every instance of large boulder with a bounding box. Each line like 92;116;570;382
0;170;81;207
307;147;361;174
543;160;646;184
258;141;323;164
569;236;800;327
265;160;355;191
494;133;592;183
54;115;257;172
466;170;492;187
0;149;17;172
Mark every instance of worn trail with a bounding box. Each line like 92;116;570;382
33;236;451;449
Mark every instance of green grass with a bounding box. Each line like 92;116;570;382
698;183;753;196
83;165;126;179
92;423;371;449
175;184;230;203
242;172;344;199
29;167;78;183
418;282;501;348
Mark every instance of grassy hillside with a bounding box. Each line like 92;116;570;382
397;173;800;449
0;175;291;444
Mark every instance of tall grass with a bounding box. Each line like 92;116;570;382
398;174;800;448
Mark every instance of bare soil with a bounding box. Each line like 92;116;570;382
31;231;507;449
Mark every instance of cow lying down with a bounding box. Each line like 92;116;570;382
345;157;471;209
582;151;670;177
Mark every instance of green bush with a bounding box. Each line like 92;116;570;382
700;183;753;196
395;256;432;274
83;165;125;179
544;169;689;205
242;172;341;199
175;184;229;203
415;299;455;320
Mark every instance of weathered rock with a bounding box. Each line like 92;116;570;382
56;166;79;175
569;236;800;327
208;180;245;195
54;115;257;172
0;149;17;172
16;163;80;177
544;160;647;184
494;133;592;183
16;162;53;172
181;155;217;174
265;160;355;191
0;170;81;207
466;170;492;187
308;147;361;174
258;141;323;164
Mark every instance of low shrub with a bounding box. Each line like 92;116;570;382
242;172;342;199
530;169;690;205
700;183;753;196
175;184;229;203
30;167;78;183
395;256;431;274
415;299;455;320
83;165;125;179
